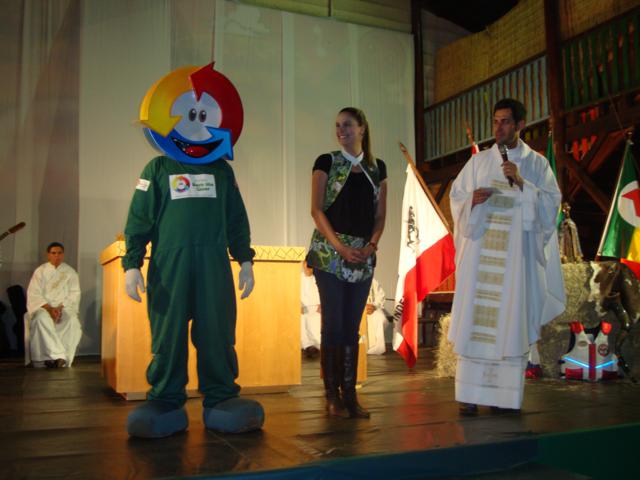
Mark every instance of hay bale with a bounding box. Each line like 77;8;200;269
434;314;456;378
553;262;601;327
538;262;629;377
433;262;640;379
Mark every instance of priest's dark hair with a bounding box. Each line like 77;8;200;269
493;98;527;124
46;242;64;252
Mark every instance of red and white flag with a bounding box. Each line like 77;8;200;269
393;163;456;368
466;124;480;155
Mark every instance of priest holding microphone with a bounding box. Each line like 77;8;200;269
448;98;566;415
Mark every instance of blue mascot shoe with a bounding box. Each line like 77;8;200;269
127;400;188;438
203;397;265;433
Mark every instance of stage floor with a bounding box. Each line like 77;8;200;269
2;349;640;479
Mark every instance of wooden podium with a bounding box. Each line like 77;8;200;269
358;314;368;383
100;242;305;400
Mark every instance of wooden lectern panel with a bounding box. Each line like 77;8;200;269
100;242;304;399
231;257;302;388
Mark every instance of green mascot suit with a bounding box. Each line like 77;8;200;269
122;63;264;438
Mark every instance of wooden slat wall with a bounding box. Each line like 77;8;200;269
560;0;640;40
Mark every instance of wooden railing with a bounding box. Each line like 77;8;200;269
563;9;640;110
424;56;549;162
423;8;640;163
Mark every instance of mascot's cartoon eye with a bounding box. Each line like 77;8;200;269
199;110;207;122
188;108;197;121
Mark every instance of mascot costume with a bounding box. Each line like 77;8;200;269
122;63;264;438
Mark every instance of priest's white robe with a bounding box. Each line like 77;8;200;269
25;262;82;367
301;272;321;349
448;140;566;408
366;278;388;355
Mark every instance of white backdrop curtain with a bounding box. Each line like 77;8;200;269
1;0;414;355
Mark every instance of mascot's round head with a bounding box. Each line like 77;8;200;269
140;63;243;164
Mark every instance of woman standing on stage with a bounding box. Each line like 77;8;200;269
306;107;387;419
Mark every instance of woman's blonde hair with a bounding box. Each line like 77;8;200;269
339;107;375;168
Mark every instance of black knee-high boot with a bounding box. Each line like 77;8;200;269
341;344;370;419
321;345;347;417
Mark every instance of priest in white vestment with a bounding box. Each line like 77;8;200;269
25;242;82;368
366;278;388;355
448;98;565;414
301;261;321;358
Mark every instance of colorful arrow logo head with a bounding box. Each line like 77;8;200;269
140;63;243;165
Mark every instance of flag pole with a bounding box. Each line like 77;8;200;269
464;121;477;192
464;120;476;149
398;142;452;235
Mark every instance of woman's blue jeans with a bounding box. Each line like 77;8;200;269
313;269;372;347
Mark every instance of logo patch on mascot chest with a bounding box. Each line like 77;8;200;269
169;174;216;200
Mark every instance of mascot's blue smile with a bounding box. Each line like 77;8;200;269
145;127;233;165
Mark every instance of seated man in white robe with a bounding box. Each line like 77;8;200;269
366;278;388;355
26;242;82;368
448;98;565;415
301;261;321;358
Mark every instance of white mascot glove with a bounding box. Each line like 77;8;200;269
238;261;254;299
125;268;145;302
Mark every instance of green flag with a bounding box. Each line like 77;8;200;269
597;140;640;278
546;133;564;228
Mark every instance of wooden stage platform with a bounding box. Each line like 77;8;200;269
2;348;640;479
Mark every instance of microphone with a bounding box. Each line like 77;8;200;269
0;222;26;242
498;144;515;187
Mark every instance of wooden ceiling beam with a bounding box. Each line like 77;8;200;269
566;135;607;202
434;177;453;204
562;151;610;213
544;0;567;191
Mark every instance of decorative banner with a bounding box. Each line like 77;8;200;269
139;63;243;165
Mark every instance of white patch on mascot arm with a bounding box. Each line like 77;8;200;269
136;179;151;192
